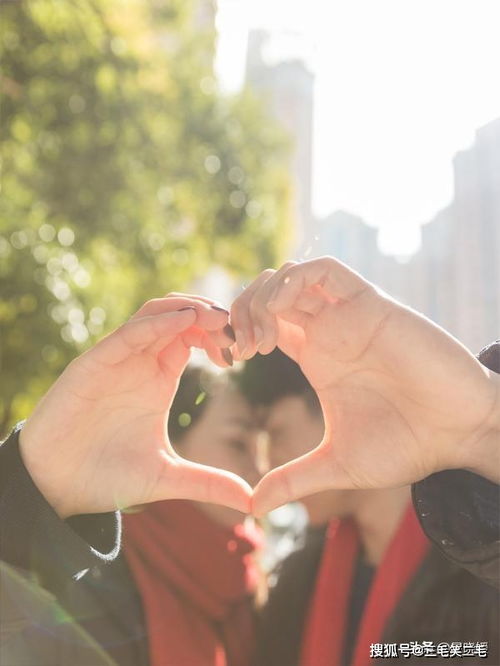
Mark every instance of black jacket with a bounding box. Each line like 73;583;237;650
256;524;499;666
256;340;500;666
0;341;499;666
0;427;148;666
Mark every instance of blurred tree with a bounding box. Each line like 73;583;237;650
0;0;292;436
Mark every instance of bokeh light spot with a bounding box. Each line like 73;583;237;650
204;154;221;174
178;412;192;427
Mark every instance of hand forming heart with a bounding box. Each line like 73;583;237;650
19;294;251;519
19;258;500;520
230;257;500;516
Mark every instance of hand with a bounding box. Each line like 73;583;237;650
19;295;251;518
230;257;500;516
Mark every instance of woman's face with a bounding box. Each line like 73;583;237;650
173;385;261;527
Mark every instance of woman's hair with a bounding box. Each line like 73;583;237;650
168;365;229;444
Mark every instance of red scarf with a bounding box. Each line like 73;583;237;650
300;503;429;666
123;500;262;666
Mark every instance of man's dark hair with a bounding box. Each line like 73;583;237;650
237;349;321;415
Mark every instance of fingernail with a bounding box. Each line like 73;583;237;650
211;305;229;313
221;348;233;366
254;327;263;346
223;324;236;341
178;306;196;311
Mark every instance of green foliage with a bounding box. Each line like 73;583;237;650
0;0;292;435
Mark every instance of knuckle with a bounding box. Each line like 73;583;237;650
249;293;266;319
318;255;336;268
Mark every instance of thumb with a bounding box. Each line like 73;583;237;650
154;456;253;514
251;443;342;517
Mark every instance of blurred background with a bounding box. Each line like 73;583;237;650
1;0;499;447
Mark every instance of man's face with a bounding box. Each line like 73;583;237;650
264;395;354;524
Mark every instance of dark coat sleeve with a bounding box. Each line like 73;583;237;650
0;423;121;587
0;560;119;666
412;340;500;588
0;425;149;666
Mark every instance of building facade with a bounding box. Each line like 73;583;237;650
246;30;314;254
314;117;500;353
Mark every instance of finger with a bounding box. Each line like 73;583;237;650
251;293;320;357
251;444;336;517
206;323;236;348
295;288;325;315
156;456;252;514
276;307;312;332
136;298;232;357
273;317;307;361
152;322;234;358
165;292;227;308
132;297;229;331
163;294;234;340
248;261;297;355
156;336;191;379
179;327;233;368
201;332;234;368
90;309;197;366
268;257;370;314
165;294;232;335
230;269;275;358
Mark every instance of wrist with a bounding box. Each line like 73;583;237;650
18;424;71;519
461;370;500;483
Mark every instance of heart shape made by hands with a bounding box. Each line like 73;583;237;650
19;258;498;520
230;258;497;517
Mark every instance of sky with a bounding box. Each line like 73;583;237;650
215;0;500;255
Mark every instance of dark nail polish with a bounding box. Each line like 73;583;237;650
223;324;236;341
178;306;196;311
221;348;233;366
211;305;229;313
